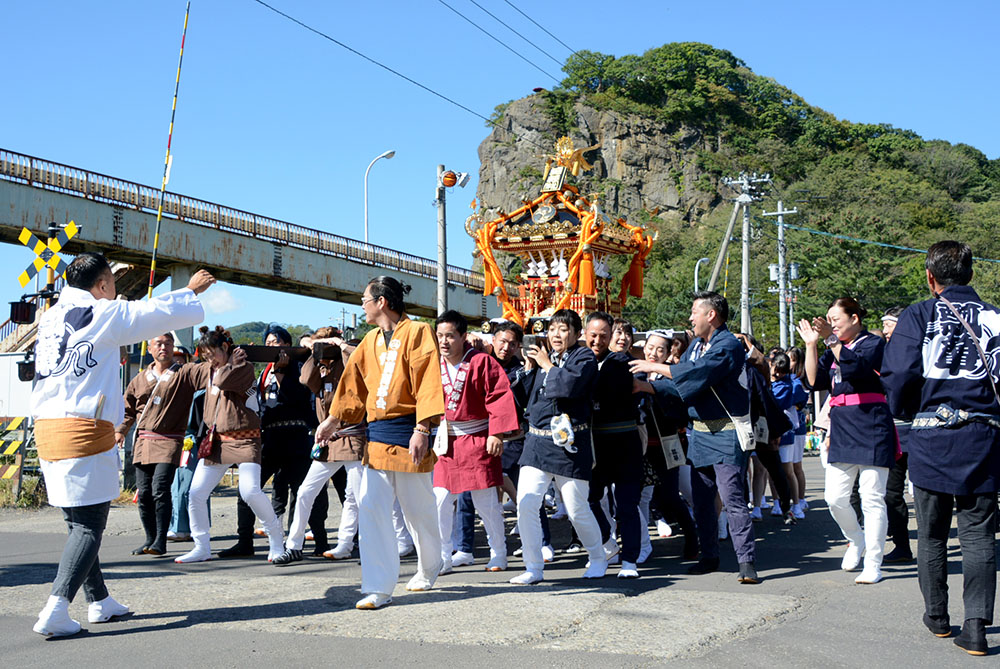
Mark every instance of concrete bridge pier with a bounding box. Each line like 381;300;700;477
170;264;196;352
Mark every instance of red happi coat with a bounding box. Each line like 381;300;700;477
432;347;519;493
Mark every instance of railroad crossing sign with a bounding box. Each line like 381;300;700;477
17;221;78;288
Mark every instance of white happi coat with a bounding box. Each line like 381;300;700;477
30;285;205;507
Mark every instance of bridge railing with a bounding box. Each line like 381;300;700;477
0;148;498;292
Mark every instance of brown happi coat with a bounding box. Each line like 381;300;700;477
201;360;262;465
118;362;212;465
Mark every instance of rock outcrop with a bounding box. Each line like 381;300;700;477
476;95;725;225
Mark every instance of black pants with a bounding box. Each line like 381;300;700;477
236;428;329;550
134;462;177;551
885;452;910;549
753;448;792;514
913;485;997;624
331;465;348;504
590;441;643;564
52;502;110;603
646;440;697;542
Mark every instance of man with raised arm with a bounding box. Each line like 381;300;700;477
31;253;213;637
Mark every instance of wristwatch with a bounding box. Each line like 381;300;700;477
824;334;840;347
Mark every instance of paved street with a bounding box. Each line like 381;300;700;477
1;456;997;666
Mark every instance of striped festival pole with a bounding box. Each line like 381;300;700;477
141;1;191;363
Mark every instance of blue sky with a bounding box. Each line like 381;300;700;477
2;0;997;333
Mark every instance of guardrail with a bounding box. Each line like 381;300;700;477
0;148;501;292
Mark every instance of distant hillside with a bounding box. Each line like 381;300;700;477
224;321;316;345
478;42;1000;340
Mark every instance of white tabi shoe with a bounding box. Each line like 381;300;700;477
33;596;81;638
618;561;639;579
324;543;354;560
406;573;436;591
265;520;286;562
791;502;806;520
583;557;609;579
451;550;475;567
841;541;865;571
855;565;882;584
509;570;543;585
355;593;392;610
174;548;212;563
770;501;783;517
88;595;130;623
550;504;568;521
541;544;555;563
439;560;454;575
656;519;673;538
397;543;415;558
485;556;507;572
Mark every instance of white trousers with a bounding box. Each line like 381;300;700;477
516;466;603;573
434;486;506;562
678;464;693;508
639;485;654;555
824;462;889;568
188;462;279;552
286;460;362;551
359;467;443;596
393;498;413;548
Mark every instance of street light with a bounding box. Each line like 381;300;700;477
364;149;395;243
694;257;710;293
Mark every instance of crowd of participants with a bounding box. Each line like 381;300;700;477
26;242;998;656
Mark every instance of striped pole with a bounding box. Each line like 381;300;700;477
141;1;191;363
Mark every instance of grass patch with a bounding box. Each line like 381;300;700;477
0;476;48;508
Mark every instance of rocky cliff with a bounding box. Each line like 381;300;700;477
476;95;723;226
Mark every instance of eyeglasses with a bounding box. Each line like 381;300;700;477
361;296;378;306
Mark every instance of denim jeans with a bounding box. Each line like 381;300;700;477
51;502;111;603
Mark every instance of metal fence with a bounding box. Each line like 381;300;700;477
0;148;494;291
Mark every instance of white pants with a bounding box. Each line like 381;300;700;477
393;498;413;548
188;461;279;551
678;464;693;508
638;485;654;555
360;467;443;596
434;486;506;562
516;466;603;573
824;462;889;568
286;460;362;551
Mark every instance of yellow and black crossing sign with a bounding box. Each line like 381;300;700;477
1;417;25;457
17;221;79;288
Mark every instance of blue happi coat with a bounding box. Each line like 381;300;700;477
652;326;749;468
812;330;896;468
518;344;598;480
882;285;1000;495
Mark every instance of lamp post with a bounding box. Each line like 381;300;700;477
694;257;710;293
364;149;395;243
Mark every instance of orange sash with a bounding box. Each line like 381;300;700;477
35;418;116;462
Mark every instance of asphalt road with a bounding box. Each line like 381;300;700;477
1;456;997;667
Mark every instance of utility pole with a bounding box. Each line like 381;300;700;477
706;201;741;292
436;164;448;314
719;173;770;334
762;200;798;348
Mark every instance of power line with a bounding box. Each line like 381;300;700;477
501;0;581;58
759;216;1000;265
249;0;550;152
464;0;564;67
436;0;561;84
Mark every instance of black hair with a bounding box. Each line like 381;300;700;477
771;352;791;376
150;332;174;343
199;325;234;354
692;291;729;323
743;333;763;353
883;306;905;319
926;241;973;287
828;297;868;322
66;252;112;290
367;275;411;313
263;323;292;345
550;308;583;334
435;309;468;335
585;311;614;330
493;320;523;343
